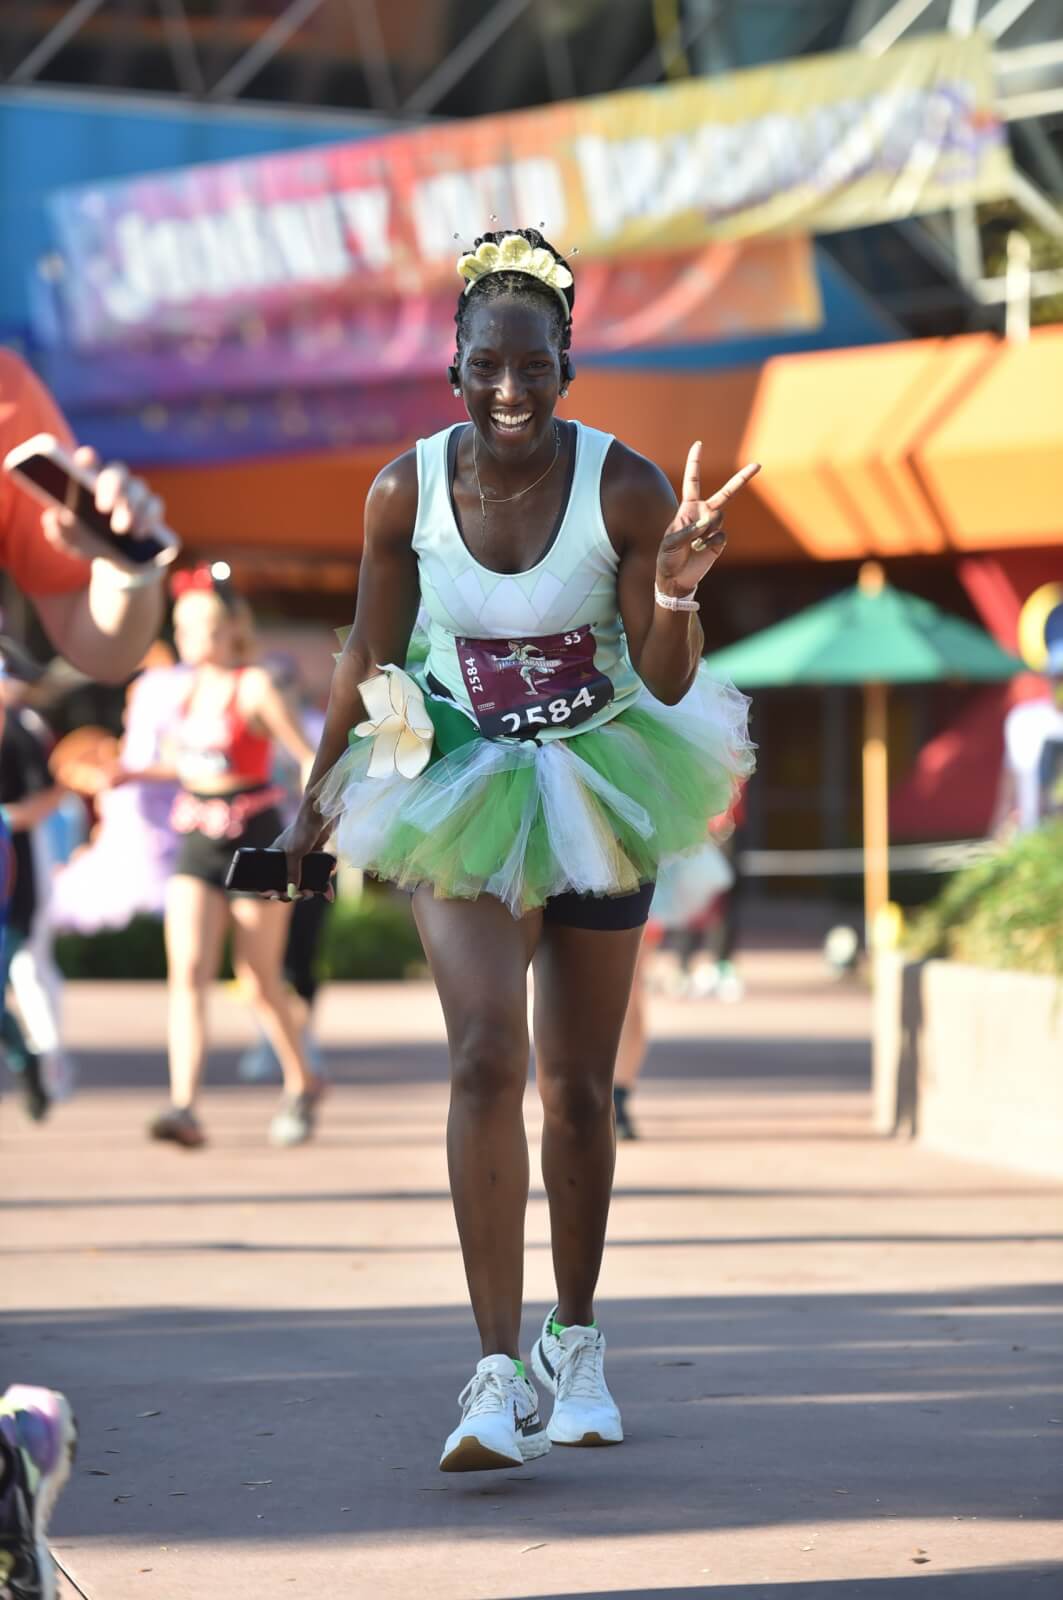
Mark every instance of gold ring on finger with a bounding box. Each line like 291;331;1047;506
691;536;708;552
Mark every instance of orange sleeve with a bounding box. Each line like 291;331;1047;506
0;350;92;598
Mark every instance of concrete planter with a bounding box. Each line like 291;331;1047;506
873;953;1063;1180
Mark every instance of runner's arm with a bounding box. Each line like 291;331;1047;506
240;669;317;786
36;564;165;686
604;444;704;706
287;452;421;847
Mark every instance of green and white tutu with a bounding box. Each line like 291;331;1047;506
316;665;754;919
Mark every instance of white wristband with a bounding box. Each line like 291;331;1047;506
654;583;699;613
93;558;165;592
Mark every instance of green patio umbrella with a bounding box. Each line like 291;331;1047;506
704;564;1023;939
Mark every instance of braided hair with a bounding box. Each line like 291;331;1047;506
453;227;575;374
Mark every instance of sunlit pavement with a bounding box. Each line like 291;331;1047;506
2;956;1060;1600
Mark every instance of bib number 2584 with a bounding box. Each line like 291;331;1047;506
500;684;596;736
455;627;614;741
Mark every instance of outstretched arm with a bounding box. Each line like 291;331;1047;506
280;451;421;879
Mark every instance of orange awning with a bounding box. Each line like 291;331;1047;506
146;328;1063;568
559;368;807;563
914;326;1063;549
146;445;390;562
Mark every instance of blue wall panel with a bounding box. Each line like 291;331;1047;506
0;91;374;339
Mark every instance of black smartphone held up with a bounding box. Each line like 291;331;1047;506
2;433;180;568
225;848;337;897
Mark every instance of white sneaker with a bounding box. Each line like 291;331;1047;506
715;960;745;1003
687;960;720;999
267;1086;321;1148
439;1354;551;1472
532;1310;624;1446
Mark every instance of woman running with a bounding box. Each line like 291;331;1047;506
143;568;323;1149
279;228;757;1468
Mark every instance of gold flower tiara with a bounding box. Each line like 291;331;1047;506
456;234;573;321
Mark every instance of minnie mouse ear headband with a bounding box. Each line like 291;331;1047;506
170;561;234;601
457;234;574;321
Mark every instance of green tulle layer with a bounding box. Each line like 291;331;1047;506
331;694;750;914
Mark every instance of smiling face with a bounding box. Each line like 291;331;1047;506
173;592;240;669
458;297;564;464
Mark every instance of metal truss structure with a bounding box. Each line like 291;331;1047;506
846;0;1063;332
1;0;1061;334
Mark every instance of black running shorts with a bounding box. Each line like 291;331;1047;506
541;881;655;931
173;804;286;894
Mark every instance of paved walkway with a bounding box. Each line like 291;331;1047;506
2;956;1061;1599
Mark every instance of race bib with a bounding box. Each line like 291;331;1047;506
455;627;614;741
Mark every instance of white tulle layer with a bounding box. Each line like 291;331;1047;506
315;668;754;917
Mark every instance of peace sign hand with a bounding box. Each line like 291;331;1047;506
657;442;760;599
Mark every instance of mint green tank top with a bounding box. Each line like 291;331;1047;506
413;421;641;744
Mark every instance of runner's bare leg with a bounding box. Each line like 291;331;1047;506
413;889;542;1359
532;922;644;1326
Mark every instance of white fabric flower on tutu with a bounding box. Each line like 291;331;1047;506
456;234;573;319
356;665;435;780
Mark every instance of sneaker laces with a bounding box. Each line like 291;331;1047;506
555;1332;606;1401
457;1369;511;1420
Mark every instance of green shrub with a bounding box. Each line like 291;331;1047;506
319;890;425;981
904;821;1063;977
54;890;425;983
55;915;169;980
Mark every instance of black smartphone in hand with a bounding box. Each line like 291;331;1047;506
225;848;336;897
4;433;180;568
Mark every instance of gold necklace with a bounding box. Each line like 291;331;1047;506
472;423;560;536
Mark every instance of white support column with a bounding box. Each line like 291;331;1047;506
951;203;984;289
995;40;1063;73
1000;88;1063;121
844;0;890;44
1013;119;1063;198
157;0;205;96
1010;168;1063;240
536;0;577;103
210;0;329;100
948;0;980;35
622;0;721;90
975;266;1063;303
1004;231;1032;340
981;0;1040;42
402;0;534;115
348;0;398;113
8;0;108;84
898;215;970;283
858;0;938;56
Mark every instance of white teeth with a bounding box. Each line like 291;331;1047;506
491;412;531;428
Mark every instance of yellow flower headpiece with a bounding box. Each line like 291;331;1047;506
456;233;574;321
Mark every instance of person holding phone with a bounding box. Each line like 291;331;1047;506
125;568;323;1150
0;350;171;1598
0;349;173;684
0;653;66;1122
278;229;757;1471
